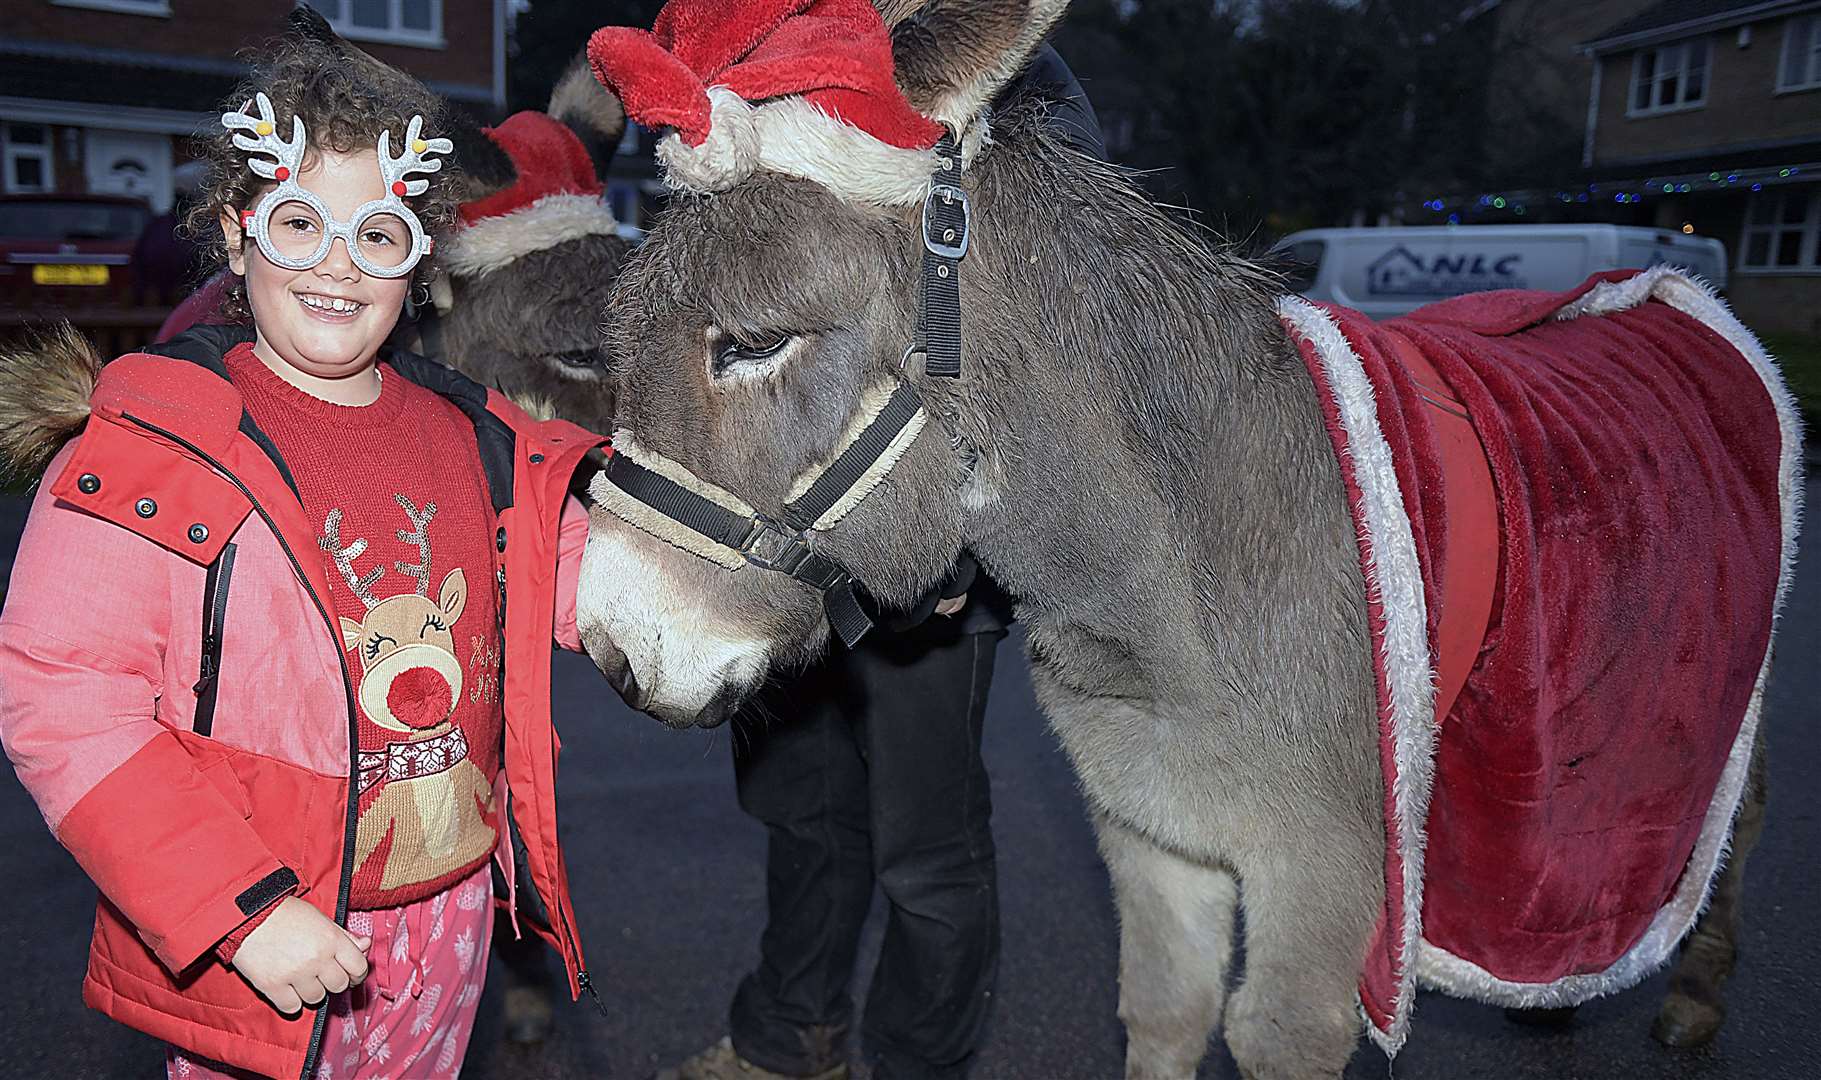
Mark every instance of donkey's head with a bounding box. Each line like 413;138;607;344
433;54;632;432
574;0;1065;727
322;497;468;734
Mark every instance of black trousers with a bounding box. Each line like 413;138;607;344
729;620;1005;1080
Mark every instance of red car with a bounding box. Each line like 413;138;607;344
0;194;151;310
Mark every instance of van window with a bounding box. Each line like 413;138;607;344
1279;239;1324;293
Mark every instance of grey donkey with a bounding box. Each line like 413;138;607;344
557;2;1770;1078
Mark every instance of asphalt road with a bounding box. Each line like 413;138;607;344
0;465;1815;1080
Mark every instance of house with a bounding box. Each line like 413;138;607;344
1580;0;1821;333
0;0;508;215
1418;0;1819;334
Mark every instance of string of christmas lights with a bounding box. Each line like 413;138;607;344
1412;161;1816;224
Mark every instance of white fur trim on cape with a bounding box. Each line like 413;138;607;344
1283;268;1803;1052
587;430;755;572
783;380;928;530
441;193;619;277
657;86;989;206
1278;295;1439;1056
1413;267;1804;1009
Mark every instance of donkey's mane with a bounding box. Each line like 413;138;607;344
959;94;1317;526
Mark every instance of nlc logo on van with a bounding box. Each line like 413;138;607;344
1273;224;1726;320
1365;245;1527;298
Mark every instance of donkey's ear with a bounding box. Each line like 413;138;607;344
444;105;518;205
548;50;627;180
340;617;364;653
887;0;1069;132
286;3;342;46
286;6;426;101
872;0;927;26
438;568;468;625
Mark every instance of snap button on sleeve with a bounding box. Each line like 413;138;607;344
77;473;101;494
135;498;158;519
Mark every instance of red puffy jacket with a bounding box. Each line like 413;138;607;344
0;325;604;1079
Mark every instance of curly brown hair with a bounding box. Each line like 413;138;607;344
184;26;458;323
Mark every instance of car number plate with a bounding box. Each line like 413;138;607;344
31;264;109;286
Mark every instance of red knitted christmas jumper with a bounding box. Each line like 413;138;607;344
227;343;503;911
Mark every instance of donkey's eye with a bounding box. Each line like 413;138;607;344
364;633;397;660
549;349;607;380
711;333;794;378
421;614;447;637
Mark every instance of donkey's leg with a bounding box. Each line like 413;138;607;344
1653;732;1769;1048
1095;813;1238;1080
1224;836;1379;1080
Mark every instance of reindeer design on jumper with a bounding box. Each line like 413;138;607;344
321;495;496;891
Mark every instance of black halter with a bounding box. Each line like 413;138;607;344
571;134;971;648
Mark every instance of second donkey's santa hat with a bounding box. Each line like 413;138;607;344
440;110;622;278
588;0;957;205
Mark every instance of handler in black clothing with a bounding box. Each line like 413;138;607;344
660;46;1106;1080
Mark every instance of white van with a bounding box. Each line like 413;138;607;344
1270;225;1727;319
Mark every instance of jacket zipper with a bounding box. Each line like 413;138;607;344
192;542;237;737
122;413;359;1080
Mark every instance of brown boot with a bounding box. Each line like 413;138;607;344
653;1037;849;1080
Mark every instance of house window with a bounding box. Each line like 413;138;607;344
1779;15;1821;92
1629;38;1710;115
1;124;55;194
1739;187;1820;271
306;0;441;47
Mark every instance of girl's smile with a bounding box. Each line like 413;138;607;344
294;291;369;320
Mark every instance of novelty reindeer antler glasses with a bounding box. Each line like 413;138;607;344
222;92;451;279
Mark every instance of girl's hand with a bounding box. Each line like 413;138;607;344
230;897;371;1015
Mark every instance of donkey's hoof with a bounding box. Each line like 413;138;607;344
1652;994;1724;1048
1502;1005;1578;1029
504;985;555;1045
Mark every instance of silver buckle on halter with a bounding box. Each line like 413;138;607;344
738;514;813;574
922;183;971;260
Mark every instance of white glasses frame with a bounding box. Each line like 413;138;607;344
241;188;429;279
222;91;450;280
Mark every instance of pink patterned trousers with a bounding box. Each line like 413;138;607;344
167;865;495;1080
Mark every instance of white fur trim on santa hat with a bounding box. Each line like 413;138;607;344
441;193;620;277
658;86;988;206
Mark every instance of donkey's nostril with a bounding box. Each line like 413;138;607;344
599;643;640;706
387;665;454;729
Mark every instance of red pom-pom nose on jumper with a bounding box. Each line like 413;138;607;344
387;665;454;729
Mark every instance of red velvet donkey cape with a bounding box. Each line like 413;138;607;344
1280;267;1803;1052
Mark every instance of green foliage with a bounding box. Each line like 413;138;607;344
1762;333;1821;436
1055;0;1499;242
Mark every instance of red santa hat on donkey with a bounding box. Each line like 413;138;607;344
588;0;960;205
439;110;622;277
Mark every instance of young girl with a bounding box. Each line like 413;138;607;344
0;29;603;1080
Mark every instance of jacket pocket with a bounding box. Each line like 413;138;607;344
195;754;253;821
192;542;236;737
